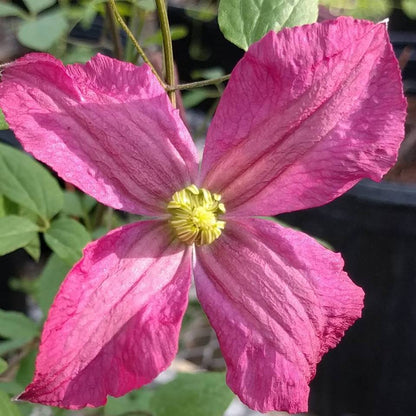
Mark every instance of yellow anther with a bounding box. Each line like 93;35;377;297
167;185;226;246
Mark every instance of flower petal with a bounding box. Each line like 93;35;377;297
200;17;406;216
194;218;364;413
19;220;192;409
0;53;198;215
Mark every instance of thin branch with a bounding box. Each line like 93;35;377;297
0;338;39;381
106;3;123;60
107;0;165;87
155;0;176;106
167;74;231;91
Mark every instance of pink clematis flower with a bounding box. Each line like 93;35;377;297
0;17;406;413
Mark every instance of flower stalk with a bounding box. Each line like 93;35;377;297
106;3;123;60
168;75;231;91
155;0;176;107
107;0;165;87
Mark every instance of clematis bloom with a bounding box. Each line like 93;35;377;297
0;17;406;413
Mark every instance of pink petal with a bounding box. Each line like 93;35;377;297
200;17;406;216
194;218;364;413
19;220;191;409
0;53;198;215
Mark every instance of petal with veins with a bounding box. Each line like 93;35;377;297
0;53;198;215
201;17;406;216
19;220;192;409
195;218;364;413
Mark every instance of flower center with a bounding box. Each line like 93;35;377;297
167;184;226;246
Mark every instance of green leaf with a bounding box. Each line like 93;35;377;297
0;310;38;341
23;0;56;15
0;196;5;218
402;0;416;19
44;217;90;265
182;88;217;108
0;109;9;131
191;67;225;80
9;276;38;296
105;389;154;415
320;0;392;20
23;234;41;261
0;339;30;355
62;191;96;218
62;45;95;64
0;216;38;256
82;194;97;213
0;197;19;218
0;143;63;220
144;25;189;46
0;390;22;416
0;382;24;396
18;9;68;51
62;191;84;217
0;3;26;18
133;0;156;12
15;349;37;387
0;358;8;374
150;372;234;416
35;254;70;316
219;0;318;50
185;6;217;22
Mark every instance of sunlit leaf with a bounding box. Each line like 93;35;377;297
18;9;68;51
219;0;318;50
0;216;38;256
319;0;392;20
0;109;9;131
23;0;56;15
0;143;63;220
150;372;234;416
402;0;416;19
133;0;156;12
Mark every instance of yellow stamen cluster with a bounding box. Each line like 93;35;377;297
167;185;226;246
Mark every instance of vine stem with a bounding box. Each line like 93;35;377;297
155;0;176;107
107;0;165;87
168;74;231;91
106;3;123;60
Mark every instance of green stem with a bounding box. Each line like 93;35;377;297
125;4;144;63
107;0;165;87
37;216;50;233
155;0;176;107
167;74;231;91
106;3;123;60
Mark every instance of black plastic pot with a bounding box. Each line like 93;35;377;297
278;179;416;416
